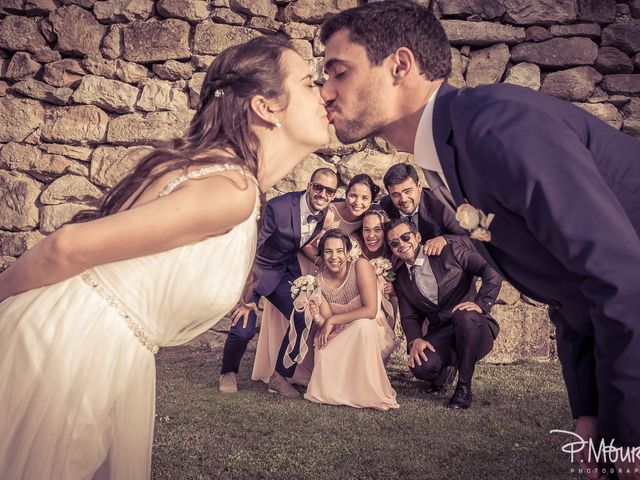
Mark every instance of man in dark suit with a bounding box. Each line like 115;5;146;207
388;218;501;409
320;0;640;468
219;168;338;397
380;163;468;255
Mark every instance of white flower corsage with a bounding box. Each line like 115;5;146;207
455;203;494;242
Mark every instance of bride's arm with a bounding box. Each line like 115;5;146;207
0;172;256;302
326;258;378;325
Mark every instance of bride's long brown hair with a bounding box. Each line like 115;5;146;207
73;35;295;222
71;35;296;300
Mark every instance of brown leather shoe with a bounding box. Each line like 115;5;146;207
268;372;301;398
218;372;238;393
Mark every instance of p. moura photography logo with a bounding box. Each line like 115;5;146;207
550;430;640;477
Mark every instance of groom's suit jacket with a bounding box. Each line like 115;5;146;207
254;191;324;298
432;82;640;445
394;242;501;348
380;188;466;243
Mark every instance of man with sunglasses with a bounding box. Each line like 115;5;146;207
388;218;502;409
218;168;338;397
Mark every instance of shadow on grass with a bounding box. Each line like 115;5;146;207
153;342;582;480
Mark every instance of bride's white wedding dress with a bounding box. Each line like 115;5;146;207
0;164;260;480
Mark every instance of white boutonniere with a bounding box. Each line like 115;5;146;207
455;203;494;242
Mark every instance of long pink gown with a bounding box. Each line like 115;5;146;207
304;262;399;411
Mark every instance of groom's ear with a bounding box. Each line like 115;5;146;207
390;47;416;84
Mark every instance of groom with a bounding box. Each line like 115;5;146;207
320;0;640;467
219;168;338;397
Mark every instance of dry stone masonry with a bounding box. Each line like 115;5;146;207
1;0;639;362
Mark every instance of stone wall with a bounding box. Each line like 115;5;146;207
1;0;639;362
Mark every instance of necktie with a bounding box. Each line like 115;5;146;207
424;169;455;212
410;263;438;304
401;211;418;228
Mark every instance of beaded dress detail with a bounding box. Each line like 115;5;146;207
0;164;260;480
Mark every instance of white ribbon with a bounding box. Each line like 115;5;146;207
282;286;322;369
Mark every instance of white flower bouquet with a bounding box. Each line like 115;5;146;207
290;274;318;300
369;257;396;282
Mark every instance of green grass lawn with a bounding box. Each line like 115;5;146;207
153;342;582;480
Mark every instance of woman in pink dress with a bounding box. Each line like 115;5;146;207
356;206;400;330
251;174;380;386
304;229;398;410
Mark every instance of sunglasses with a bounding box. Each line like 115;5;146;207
309;182;337;196
388;232;413;249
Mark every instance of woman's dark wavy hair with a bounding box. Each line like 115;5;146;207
318;228;353;259
346;173;380;200
70;35;296;301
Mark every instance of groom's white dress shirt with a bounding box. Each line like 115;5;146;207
413;84;450;192
299;193;320;246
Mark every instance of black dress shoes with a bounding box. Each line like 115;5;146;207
447;383;472;409
425;365;457;395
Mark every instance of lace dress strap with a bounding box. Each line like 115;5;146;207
319;262;359;306
158;163;260;218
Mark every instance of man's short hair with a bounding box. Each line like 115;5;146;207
310;167;338;185
383;163;420;189
386;217;418;239
320;0;451;81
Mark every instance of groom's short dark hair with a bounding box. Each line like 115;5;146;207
320;0;451;81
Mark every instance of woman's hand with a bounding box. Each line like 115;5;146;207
309;298;325;326
231;302;258;328
383;281;395;298
316;317;334;349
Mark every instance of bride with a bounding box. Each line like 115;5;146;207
0;36;329;479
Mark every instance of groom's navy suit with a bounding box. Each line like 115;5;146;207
221;191;324;377
431;82;640;446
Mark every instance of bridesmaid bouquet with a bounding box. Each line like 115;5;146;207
290;275;318;300
369;257;396;282
283;275;321;369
